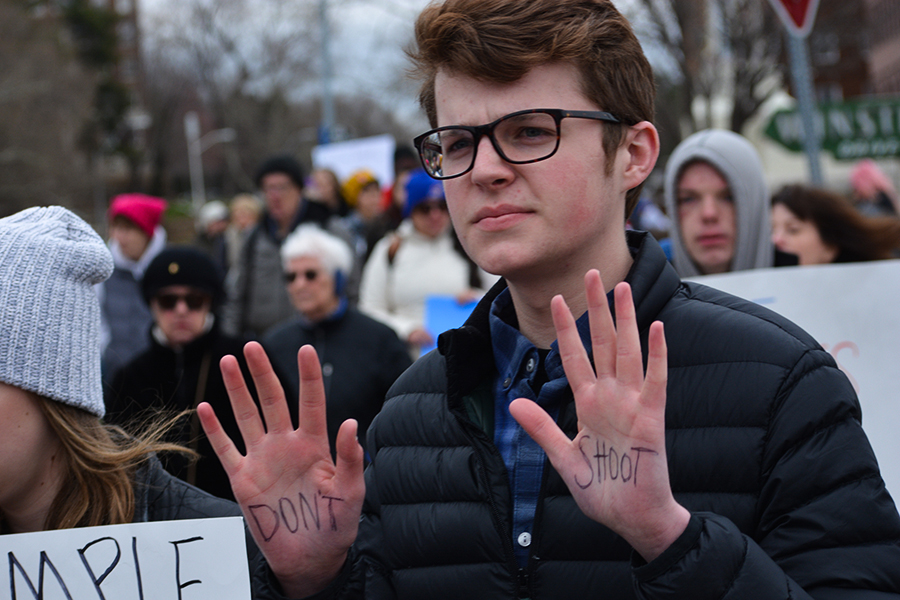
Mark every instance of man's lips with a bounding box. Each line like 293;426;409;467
472;205;532;231
695;233;730;247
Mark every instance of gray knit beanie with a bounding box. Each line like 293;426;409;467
0;206;114;417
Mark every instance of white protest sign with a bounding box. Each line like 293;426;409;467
688;260;900;503
1;517;250;600
311;134;396;188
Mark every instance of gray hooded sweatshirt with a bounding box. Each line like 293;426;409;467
663;129;773;277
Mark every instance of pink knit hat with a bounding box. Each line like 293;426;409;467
108;194;167;238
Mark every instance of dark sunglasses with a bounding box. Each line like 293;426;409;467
155;292;210;311
284;269;320;284
413;201;448;216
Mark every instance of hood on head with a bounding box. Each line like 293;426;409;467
662;129;772;277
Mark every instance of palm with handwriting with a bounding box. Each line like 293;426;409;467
510;270;690;562
198;342;365;598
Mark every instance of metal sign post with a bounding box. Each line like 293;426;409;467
787;34;823;185
767;0;823;185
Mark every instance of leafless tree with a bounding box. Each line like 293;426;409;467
140;0;422;198
0;0;96;218
623;0;785;152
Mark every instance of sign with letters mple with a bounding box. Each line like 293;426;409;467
689;261;900;504
1;517;251;600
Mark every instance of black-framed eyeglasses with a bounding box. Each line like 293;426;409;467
284;269;320;284
413;108;625;180
155;292;210;311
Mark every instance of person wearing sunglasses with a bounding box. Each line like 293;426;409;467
358;168;497;356
261;225;411;460
105;246;253;501
199;0;900;598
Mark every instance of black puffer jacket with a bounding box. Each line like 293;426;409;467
264;232;900;599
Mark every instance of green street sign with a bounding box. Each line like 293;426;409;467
764;97;900;160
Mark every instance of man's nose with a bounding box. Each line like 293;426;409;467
469;135;514;185
699;196;720;219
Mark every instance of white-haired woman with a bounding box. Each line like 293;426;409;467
261;225;412;458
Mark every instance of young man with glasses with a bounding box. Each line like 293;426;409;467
105;246;252;502
200;1;900;598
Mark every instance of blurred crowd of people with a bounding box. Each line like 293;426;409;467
642;135;900;277
91;145;492;500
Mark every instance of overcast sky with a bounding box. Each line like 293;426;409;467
139;0;433;129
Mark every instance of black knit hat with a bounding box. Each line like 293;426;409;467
255;154;305;189
141;246;225;307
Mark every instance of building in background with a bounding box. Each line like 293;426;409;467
863;0;900;95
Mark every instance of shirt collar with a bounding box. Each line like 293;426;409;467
488;287;599;397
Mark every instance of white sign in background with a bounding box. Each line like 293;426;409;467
311;134;396;189
690;260;900;504
1;517;250;600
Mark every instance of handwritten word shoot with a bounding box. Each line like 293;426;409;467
575;437;658;489
248;490;345;542
2;517;250;600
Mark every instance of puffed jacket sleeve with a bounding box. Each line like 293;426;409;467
633;348;900;599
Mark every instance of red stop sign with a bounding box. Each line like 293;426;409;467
767;0;821;37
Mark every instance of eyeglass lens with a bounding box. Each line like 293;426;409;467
419;111;560;179
284;269;319;284
156;292;209;311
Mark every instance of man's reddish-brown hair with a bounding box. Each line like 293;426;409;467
408;0;656;217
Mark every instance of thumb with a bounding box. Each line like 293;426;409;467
509;398;571;464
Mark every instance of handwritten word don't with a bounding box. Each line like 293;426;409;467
248;491;345;542
575;437;658;489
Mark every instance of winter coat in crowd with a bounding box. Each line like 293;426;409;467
105;321;252;501
262;305;412;458
98;226;167;379
358;219;496;343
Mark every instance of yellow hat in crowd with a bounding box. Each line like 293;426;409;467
341;170;379;207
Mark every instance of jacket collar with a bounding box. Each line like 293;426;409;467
438;231;682;400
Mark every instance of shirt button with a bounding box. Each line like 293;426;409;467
517;532;532;547
322;364;333;377
503;377;512;388
525;357;536;373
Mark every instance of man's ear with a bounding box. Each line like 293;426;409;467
620;122;660;192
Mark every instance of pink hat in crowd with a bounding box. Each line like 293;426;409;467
108;194;168;238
